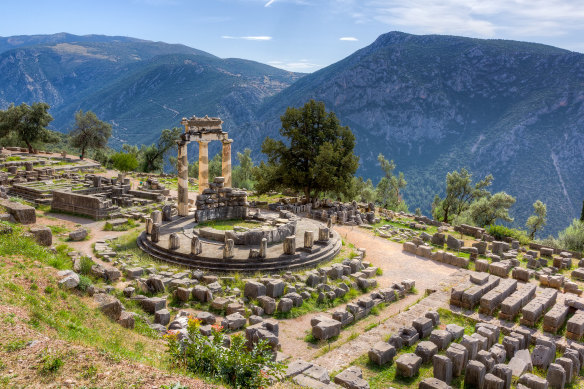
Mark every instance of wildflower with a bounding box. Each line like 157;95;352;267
211;324;224;332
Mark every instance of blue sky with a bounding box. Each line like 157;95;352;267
1;0;583;72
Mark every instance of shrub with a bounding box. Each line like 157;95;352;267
79;256;94;275
557;219;584;253
77;275;92;292
166;318;286;389
487;225;530;245
39;350;64;374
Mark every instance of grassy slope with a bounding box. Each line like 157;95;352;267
0;222;214;388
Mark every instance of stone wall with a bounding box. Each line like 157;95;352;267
51;190;119;219
194;177;248;223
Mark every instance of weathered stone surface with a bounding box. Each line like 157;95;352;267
492;364;512;389
278;297;294;313
117;311;135;329
0;199;36;224
154;309;170;326
244;281;266;299
197;311;216;325
95;294;122;321
446;343;468;377
368;341;396;366
140;297;166;314
508;349;532;377
415;341;438;364
312;318;341;340
419;378;451;389
69;228;88;241
433;355;452;384
168;232;180;250
265;279;285;298
30;227;52;246
413;316;434;339
221;312;246;330
547;363;566;389
257;295;277;315
333;366;369;389
532;345;553;370
396;353;422;378
58;271;80;289
484;373;504;389
464;361;486;389
518;373;549;389
461;335;479;361
445;324;464;340
430;330;452;351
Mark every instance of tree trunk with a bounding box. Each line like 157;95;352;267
443;204;450;224
26;141;33;154
80;146;85;160
304;187;311;203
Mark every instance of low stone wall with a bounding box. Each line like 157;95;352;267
51;190;119;219
197;217;296;246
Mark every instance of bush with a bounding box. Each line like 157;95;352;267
487;225;530;245
77;275;92;292
79;256;94;275
557;219;584;253
39;350;64;375
165;318;286;389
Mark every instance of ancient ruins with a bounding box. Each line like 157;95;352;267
2;115;584;389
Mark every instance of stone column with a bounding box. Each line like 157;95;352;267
198;140;209;194
191;236;202;255
223;238;234;260
221;139;233;188
177;141;189;216
259;238;267;259
304;231;314;249
283;236;296;255
169;233;180;250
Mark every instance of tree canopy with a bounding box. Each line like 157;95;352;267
69;110;112;160
138;127;182;173
375;153;407;211
432;168;493;224
111;152;138;173
0;102;58;153
253;100;359;201
232;148;255;189
526;200;547;239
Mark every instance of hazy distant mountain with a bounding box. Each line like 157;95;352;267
1;32;582;235
0;33;302;146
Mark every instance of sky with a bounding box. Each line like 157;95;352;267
1;0;583;72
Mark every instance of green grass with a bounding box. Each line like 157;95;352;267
103;218;139;231
196;219;261;231
48;224;69;235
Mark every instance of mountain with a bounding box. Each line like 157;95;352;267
249;32;584;236
0;33;302;147
1;32;583;235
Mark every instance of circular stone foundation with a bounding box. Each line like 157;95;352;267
137;213;342;273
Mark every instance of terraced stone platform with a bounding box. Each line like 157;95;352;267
137;215;342;273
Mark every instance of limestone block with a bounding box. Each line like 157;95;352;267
151;210;162;224
244;281;266;299
154;309;170;326
508;349;533;377
445;324;464;341
464;360;486;389
169;233;180;250
312;318;341;340
415;340;438;364
446;343;468;377
396;353;422;378
413;316;434;339
140;297;166;314
430;330;452;350
117;311;135;329
484;373;504;389
518;373;549;389
277;297;293;313
477;349;495;373
30;227;52;246
192;285;212;302
304;230;314;248
532;345;554;370
419;378;451;389
554;358;572;384
151;223;161;243
492;364;512;389
333;366;369;389
318;227;329;242
433;354;452;384
95;294;122;321
461;334;479;361
368;341;396;366
191;236;202;255
221;312;246;330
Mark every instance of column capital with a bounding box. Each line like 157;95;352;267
222;139;234;144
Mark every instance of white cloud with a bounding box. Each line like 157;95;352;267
340;37;358;41
264;0;276;6
222;35;272;40
268;59;320;72
337;0;584;39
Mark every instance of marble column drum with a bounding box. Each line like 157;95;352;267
222;139;233;188
198;140;209;194
177;141;189;216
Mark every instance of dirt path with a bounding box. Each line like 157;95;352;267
277;224;468;369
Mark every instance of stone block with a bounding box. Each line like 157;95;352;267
492;364;512;389
244;281;266;299
425;310;440;326
484;373;504;389
464;360;486;389
430;329;452;350
518;373;549;389
419;378;451;389
508;349;532;377
312;319;341;340
221;312;246;330
532;345;553;370
554;358;572;384
546;363;565;389
368;341;396;366
333;366;369;389
154;309;170;326
413;316;434;339
461;334;479;360
477;349;496;373
445;324;464;340
446;343;468;377
396;353;422;378
433;354;452;384
140;297;166;314
415;340;438;364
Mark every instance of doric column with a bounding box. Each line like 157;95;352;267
222;139;233;188
198;140;209;193
177;141;189;216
